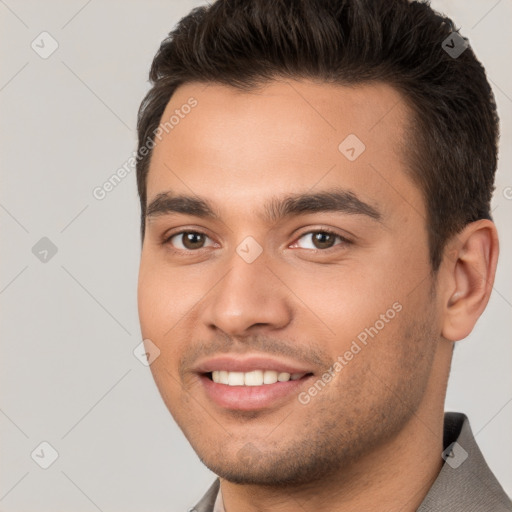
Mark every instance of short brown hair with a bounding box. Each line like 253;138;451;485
136;0;499;270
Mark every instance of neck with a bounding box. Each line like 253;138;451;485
219;403;445;512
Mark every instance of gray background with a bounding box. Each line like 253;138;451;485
0;1;511;511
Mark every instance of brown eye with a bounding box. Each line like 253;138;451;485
311;232;337;249
182;232;206;249
295;230;347;250
166;231;213;250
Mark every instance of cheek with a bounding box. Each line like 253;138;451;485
137;256;200;375
277;261;402;341
137;255;188;336
138;262;182;377
137;266;184;408
137;266;163;340
287;259;430;376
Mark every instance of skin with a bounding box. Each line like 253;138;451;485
137;79;499;511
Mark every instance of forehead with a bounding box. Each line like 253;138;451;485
146;79;424;223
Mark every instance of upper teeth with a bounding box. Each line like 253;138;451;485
211;370;305;386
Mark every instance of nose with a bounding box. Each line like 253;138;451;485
201;247;293;337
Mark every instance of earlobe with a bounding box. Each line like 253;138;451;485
441;219;499;342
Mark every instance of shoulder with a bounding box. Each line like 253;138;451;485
417;412;512;512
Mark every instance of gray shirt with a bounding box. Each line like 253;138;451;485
190;412;512;511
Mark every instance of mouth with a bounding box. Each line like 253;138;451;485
192;354;317;411
198;369;315;411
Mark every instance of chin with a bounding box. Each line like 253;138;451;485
199;447;339;488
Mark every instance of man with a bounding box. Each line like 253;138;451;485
135;0;511;510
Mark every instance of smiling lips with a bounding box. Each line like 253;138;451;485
194;355;315;410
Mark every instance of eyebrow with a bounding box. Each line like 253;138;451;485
146;188;382;224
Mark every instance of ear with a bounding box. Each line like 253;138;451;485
440;219;499;342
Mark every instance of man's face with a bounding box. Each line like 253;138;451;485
138;80;444;485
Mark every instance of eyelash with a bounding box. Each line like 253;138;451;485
161;228;352;254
